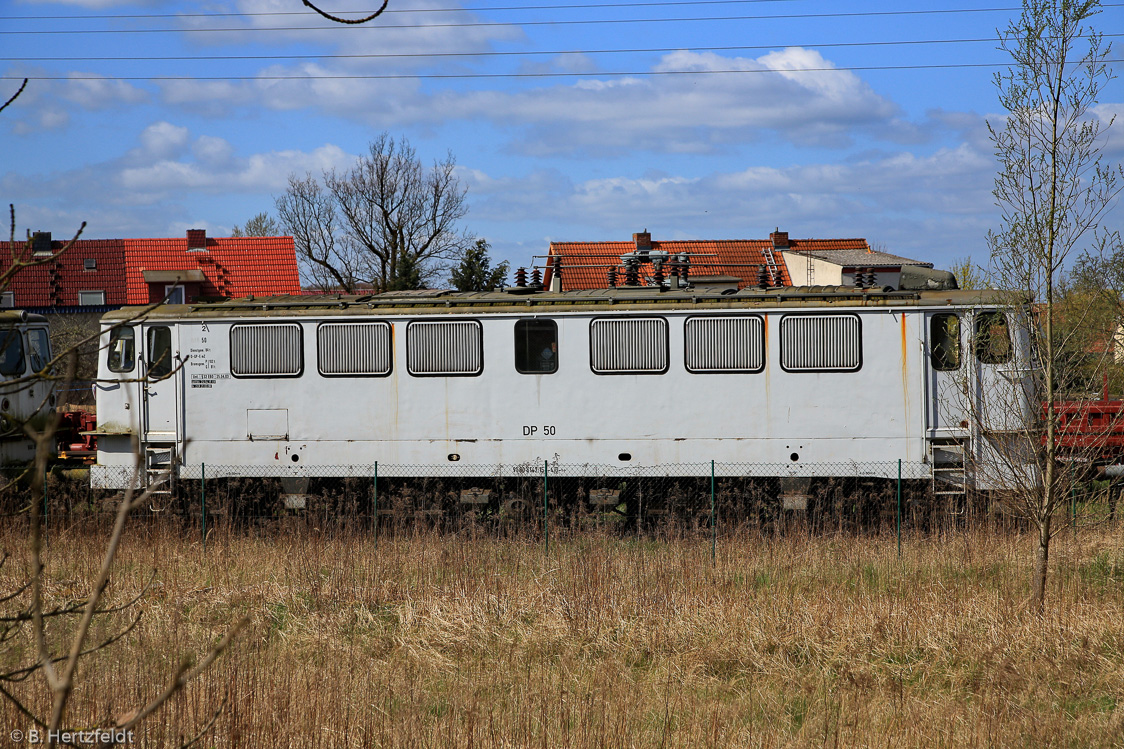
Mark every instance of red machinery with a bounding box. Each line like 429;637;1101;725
56;409;98;463
1050;378;1124;468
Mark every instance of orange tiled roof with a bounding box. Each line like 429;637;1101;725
544;235;869;291
123;236;300;302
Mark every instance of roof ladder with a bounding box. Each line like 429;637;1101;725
761;245;782;287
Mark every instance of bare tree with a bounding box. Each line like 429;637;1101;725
275;173;366;293
985;0;1122;613
277;133;474;293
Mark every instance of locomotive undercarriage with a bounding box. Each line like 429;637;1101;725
117;472;964;536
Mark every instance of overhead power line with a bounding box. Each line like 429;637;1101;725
5;6;1114;35
7;59;1120;81
4;34;1120;63
0;0;804;21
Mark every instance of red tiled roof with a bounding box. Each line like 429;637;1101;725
0;233;300;307
124;236;300;302
0;239;129;307
544;236;869;291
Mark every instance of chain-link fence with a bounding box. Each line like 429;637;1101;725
12;460;1121;544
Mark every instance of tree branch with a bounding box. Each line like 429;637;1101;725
0;79;27;114
301;0;389;24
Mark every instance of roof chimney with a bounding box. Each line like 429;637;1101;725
187;228;207;251
770;228;789;249
31;232;53;256
633;230;651;254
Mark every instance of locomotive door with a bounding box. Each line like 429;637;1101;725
969;308;1039;488
925;311;968;433
970;309;1020;432
140;324;181;443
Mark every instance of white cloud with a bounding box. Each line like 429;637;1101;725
1093;102;1123;123
10;107;70;135
2;67;148;134
137;122;190;159
16;0;159;7
1091;103;1124;156
469;143;1000;267
193;135;235;165
177;0;522;59
4;116;1012;272
59;73;148;110
3;124;357;236
157;48;903;155
118;140;354;197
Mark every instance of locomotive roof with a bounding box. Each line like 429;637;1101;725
100;285;1029;321
0;310;48;325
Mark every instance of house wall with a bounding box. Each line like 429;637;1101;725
785;256;845;286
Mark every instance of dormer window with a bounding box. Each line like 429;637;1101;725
31;232;52;257
78;290;106;306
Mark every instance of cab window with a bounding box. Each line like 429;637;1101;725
514;319;557;374
930;314;961;371
26;328;50;373
147;326;173;378
974;311;1012;364
108;326;135;373
0;328;25;376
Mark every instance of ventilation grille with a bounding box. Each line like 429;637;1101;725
318;322;392;376
780;314;861;372
407;321;482;376
230;323;303;377
685;315;764;373
590;318;668;374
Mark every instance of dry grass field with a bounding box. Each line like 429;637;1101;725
3;519;1124;747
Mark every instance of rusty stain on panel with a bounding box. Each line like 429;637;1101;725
901;312;910;448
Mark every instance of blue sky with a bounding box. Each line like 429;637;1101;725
2;0;1122;279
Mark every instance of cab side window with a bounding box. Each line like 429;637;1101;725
0;328;25;376
930;313;961;371
108;326;135;373
147;326;173;378
514;319;558;374
974;311;1012;364
26;328;51;373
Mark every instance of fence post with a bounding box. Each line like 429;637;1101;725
373;461;378;551
710;460;716;565
896;459;902;559
1070;474;1079;533
201;462;206;554
543;460;549;555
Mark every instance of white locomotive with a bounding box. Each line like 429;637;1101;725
90;284;1040;504
0;311;55;465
